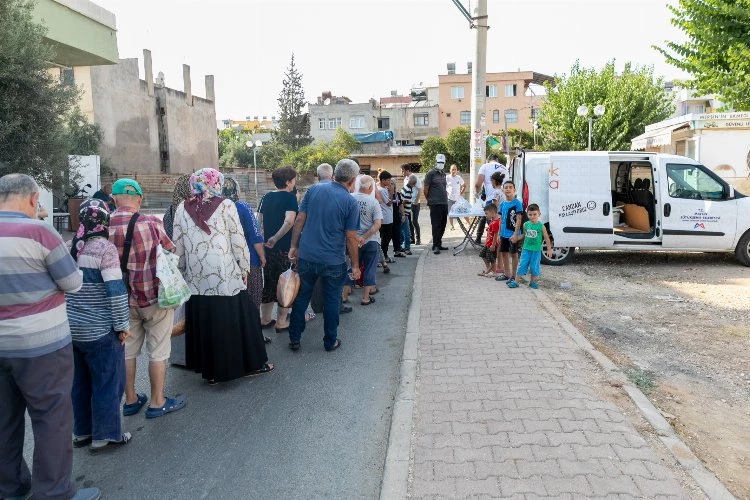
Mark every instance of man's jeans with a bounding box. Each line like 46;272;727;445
289;258;347;350
72;331;125;441
400;216;411;251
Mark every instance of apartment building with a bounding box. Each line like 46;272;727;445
437;64;552;136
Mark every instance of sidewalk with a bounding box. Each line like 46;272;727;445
408;232;692;499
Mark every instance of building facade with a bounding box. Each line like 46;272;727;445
437;67;551;136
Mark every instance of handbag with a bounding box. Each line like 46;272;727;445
276;264;300;308
155;244;191;309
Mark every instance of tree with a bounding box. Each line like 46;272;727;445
219;130;255;168
274;54;312;149
655;0;750;110
419;136;449;172
282;128;359;173
538;61;674;151
445;127;470;171
0;0;80;188
65;107;103;155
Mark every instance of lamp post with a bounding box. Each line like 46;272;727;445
576;104;605;151
246;139;262;201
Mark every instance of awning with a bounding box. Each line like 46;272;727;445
631;123;690;150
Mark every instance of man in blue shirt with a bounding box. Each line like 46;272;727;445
287;159;361;351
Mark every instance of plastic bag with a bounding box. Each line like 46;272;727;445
449;197;471;216
276;264;300;308
171;303;186;337
156;244;191;309
471;197;487;214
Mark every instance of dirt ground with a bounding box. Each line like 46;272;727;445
538;250;750;499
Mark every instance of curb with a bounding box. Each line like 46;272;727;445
379;247;427;500
535;290;735;500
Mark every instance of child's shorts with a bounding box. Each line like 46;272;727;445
517;248;541;277
499;236;519;254
479;246;496;263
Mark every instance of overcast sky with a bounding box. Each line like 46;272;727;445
93;0;687;121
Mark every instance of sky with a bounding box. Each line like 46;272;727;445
93;0;688;121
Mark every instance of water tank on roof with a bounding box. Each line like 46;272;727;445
410;86;427;101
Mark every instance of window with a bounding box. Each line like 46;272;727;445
666;164;726;200
459;111;471;125
486;85;498;98
688;104;706;114
504;109;518;123
328;117;342;129
530;108;540;120
492;110;500;123
349;115;365;129
414;113;428;126
451;86;465;99
504;84;517;97
318;118;326;130
377;117;390;130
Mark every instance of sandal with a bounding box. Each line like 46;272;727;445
246;362;274;376
325;339;342;352
478;270;488;276
361;297;376;306
383;266;391;274
289;342;300;351
73;435;92;448
122;393;147;416
369;288;379;295
264;336;272;344
261;319;276;329
145;396;186;419
305;311;316;321
89;433;132;454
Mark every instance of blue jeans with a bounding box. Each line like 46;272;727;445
344;241;380;287
71;331;125;441
400;216;411;251
517;249;542;277
289;258;347;350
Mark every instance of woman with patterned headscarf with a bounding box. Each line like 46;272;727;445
162;174;191;240
173;168;273;384
65;198;133;452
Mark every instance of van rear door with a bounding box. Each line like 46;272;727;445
548;152;614;247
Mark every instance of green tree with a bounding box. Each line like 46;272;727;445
282;129;360;173
65;107;103;155
445;127;470;171
258;140;289;171
219;130;255;168
538;61;673;151
274;54;312;149
0;0;80;188
419;136;449;172
655;0;750;110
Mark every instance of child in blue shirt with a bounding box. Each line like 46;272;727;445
496;181;523;286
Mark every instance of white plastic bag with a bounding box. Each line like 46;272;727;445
156;244;191;309
449;197;471;216
276;264;300;308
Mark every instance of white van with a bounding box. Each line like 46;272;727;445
510;151;750;266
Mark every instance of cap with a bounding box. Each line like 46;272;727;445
435;153;446;164
111;178;143;197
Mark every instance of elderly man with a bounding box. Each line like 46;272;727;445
316;163;333;182
423;153;449;254
342;175;382;305
109;179;185;419
287;159;361;351
0;174;101;500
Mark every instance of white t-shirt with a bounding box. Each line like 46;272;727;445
377;186;393;224
446;174;465;202
478;161;508;196
351;192;383;244
403;175;423;203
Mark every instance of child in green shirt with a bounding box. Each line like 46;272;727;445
507;203;552;289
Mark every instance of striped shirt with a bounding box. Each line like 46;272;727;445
65;238;130;341
401;186;414;217
0;211;82;358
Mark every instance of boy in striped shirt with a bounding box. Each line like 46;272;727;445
399;174;417;256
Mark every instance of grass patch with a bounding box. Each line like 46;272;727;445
626;368;656;394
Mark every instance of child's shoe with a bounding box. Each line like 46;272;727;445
506;279;519;288
494;273;509;281
529;282;538;289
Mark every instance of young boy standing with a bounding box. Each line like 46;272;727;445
508;203;552;289
478;202;500;277
496;181;523;286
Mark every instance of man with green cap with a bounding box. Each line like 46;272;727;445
109;179;186;418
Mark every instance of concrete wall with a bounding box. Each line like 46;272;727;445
380;104;439;143
309;102;376;142
162;89;219;174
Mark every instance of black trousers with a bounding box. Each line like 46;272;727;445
392;208;402;253
410;204;421;243
476;216;486;242
380;223;393;258
429;204;449;248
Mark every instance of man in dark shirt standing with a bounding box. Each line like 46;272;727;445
423;153;449;254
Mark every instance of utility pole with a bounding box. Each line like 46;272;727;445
469;0;488;204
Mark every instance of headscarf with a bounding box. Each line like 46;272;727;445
221;177;240;202
183;168;225;234
70;198;111;260
172;174;192;207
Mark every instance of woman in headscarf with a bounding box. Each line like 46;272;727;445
173;168;273;385
221;177;267;330
162;174;191;240
65;198;132;452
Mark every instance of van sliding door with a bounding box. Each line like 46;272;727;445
548;153;614;247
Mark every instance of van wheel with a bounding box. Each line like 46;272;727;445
735;231;750;266
541;224;575;266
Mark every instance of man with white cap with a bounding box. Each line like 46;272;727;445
423;153;449;254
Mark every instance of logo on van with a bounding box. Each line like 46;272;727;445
694;223;706;229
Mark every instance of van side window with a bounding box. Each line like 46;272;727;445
666;164;725;201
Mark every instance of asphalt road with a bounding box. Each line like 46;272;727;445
22;251;421;500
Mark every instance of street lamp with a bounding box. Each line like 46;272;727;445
246;139;262;200
576;104;605;151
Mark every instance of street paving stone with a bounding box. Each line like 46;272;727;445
409;248;689;499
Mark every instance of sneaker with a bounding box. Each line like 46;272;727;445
506;279;519;288
529;282;538;289
494;274;509;281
